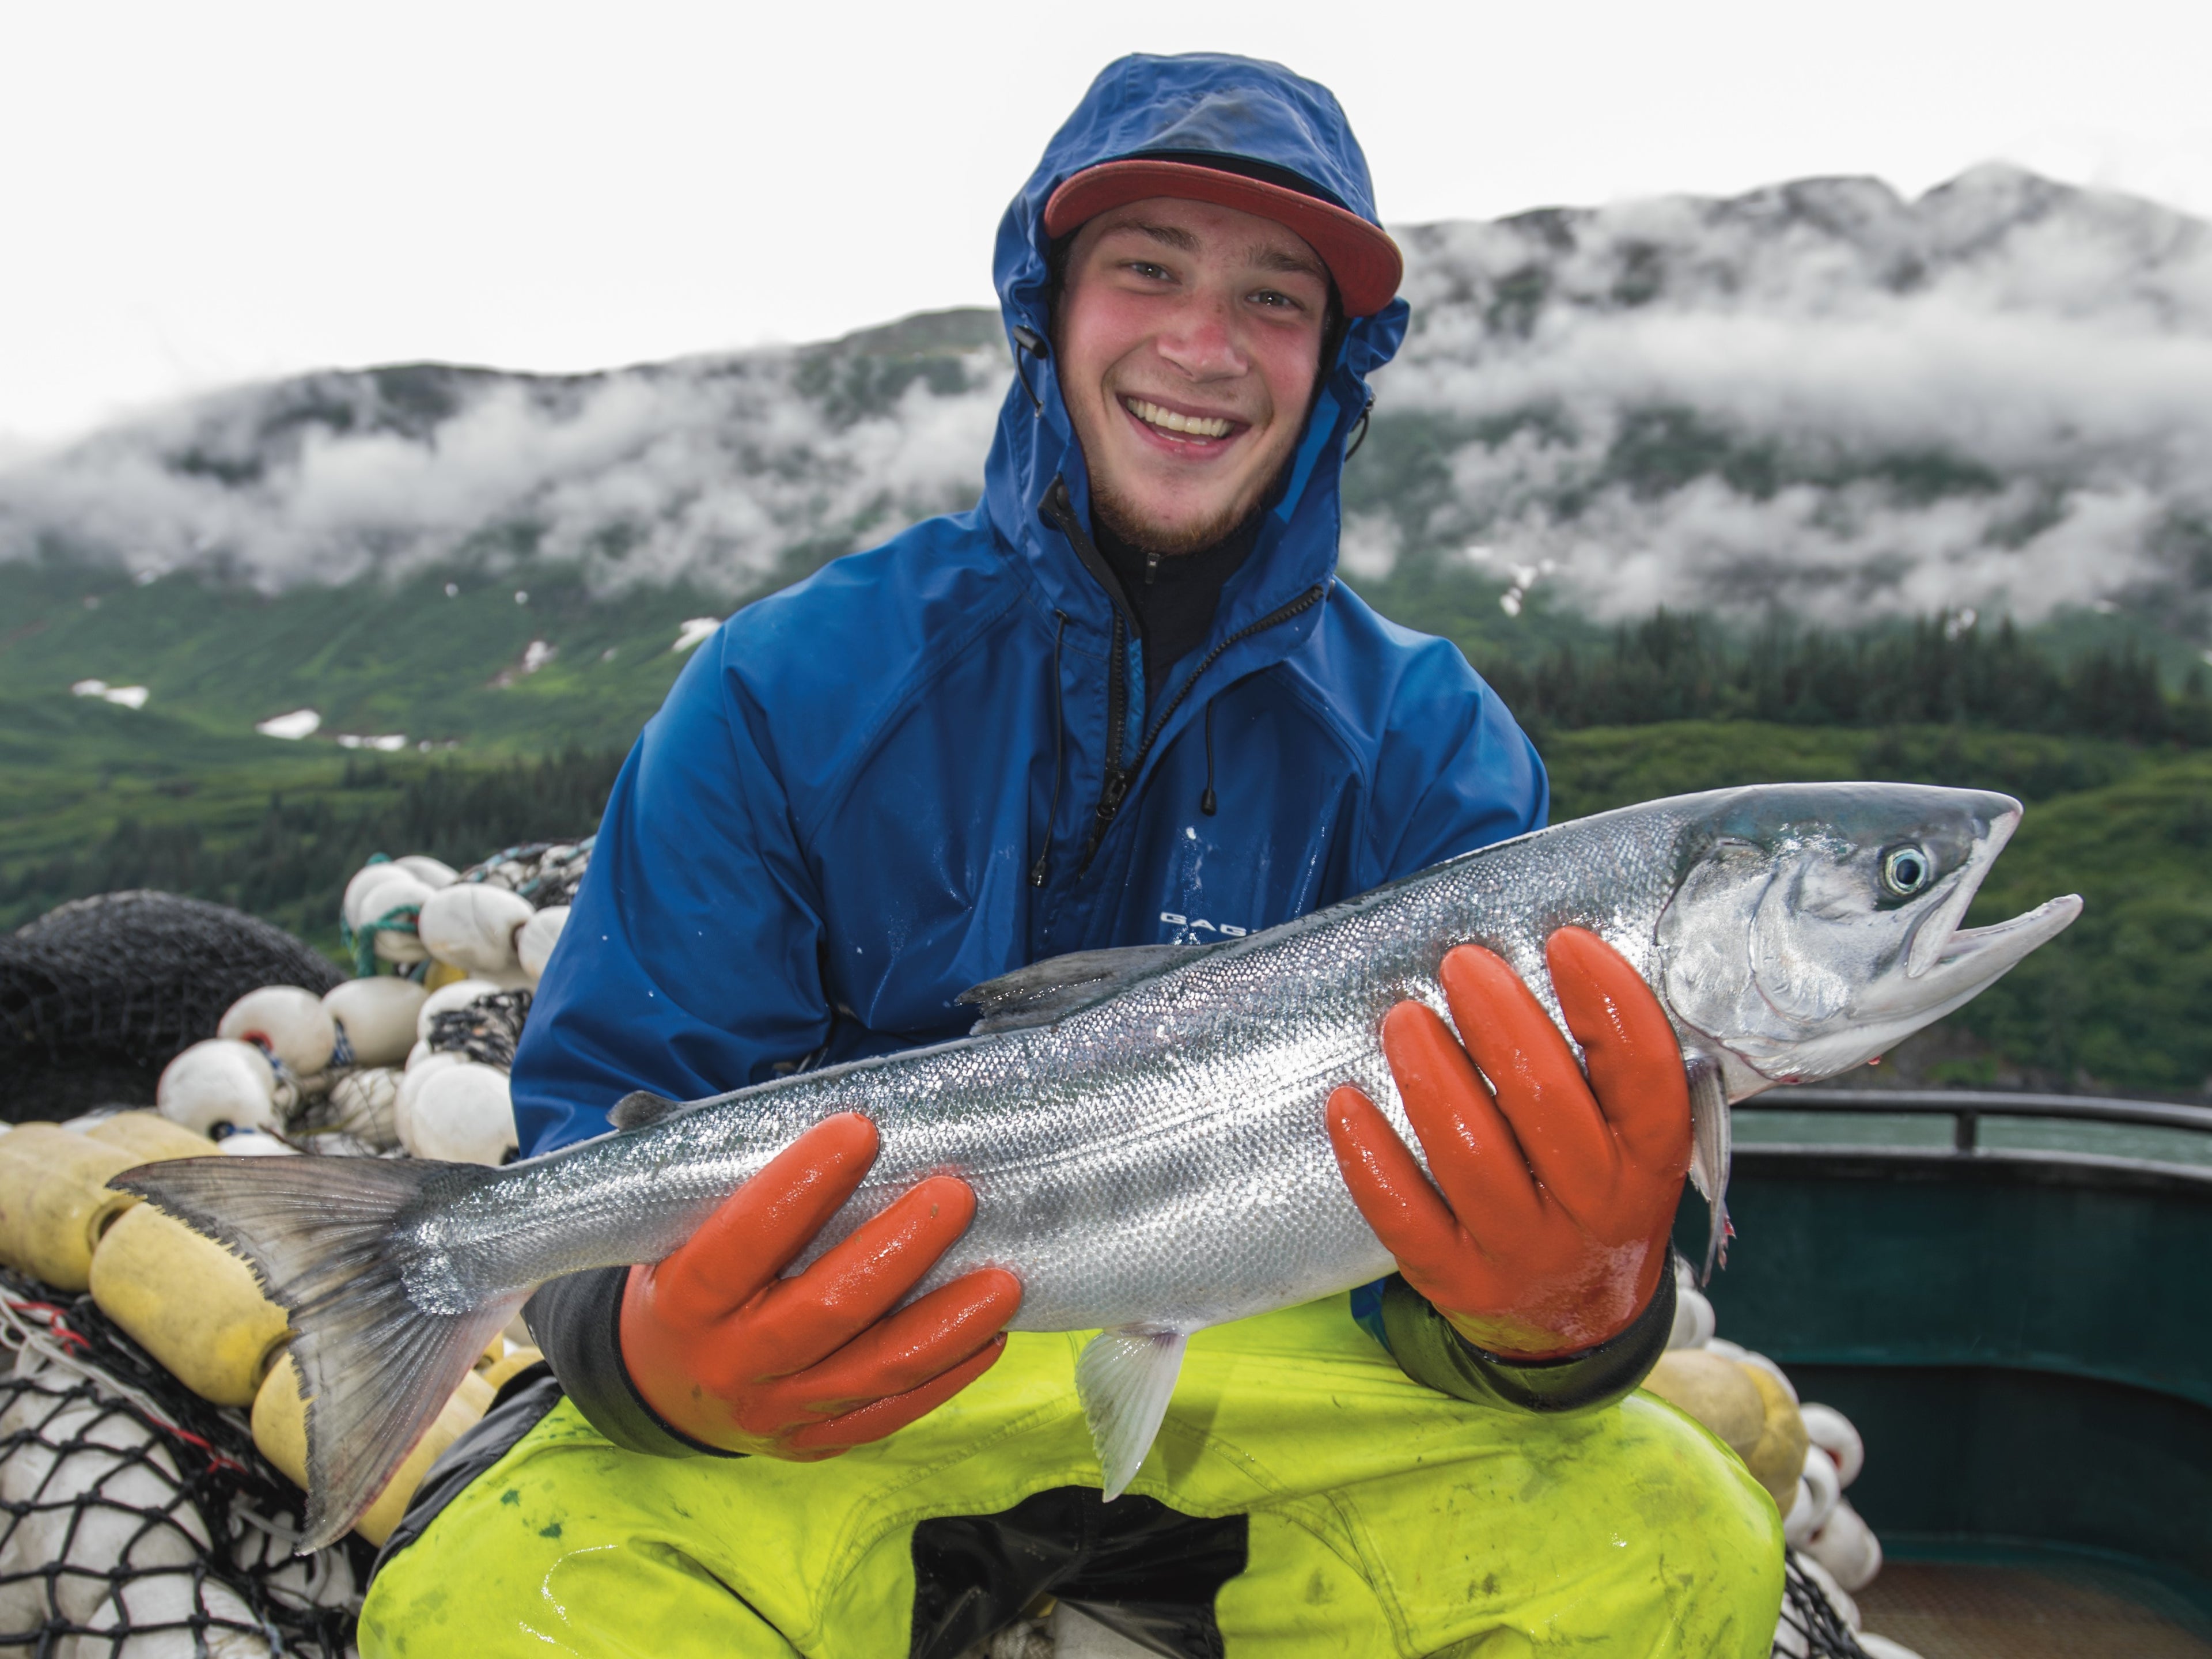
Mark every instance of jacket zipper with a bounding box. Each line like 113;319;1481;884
1040;481;1327;876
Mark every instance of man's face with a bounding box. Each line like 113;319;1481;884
1055;195;1332;555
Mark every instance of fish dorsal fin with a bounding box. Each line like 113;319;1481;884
1075;1325;1190;1500
609;1090;685;1131
957;945;1207;1035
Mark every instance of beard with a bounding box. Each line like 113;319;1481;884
1086;443;1300;556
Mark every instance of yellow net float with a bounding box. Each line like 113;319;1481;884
89;1204;290;1407
0;1127;142;1293
251;1355;494;1547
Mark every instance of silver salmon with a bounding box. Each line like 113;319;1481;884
118;782;2078;1547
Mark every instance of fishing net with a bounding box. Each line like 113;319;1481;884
456;839;592;910
1774;1550;1873;1658
0;895;344;1124
423;990;532;1071
453;836;593;915
0;1270;363;1657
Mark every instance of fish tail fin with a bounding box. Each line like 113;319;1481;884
1076;1326;1190;1501
113;1156;521;1550
1685;1055;1733;1285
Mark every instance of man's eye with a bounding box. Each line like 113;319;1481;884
1250;290;1297;310
1125;262;1171;281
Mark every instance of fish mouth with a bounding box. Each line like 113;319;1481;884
1918;892;2084;992
1903;800;2081;995
1904;801;2014;979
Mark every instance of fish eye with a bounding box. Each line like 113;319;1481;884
1880;844;1934;898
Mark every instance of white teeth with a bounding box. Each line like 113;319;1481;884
1124;397;1232;440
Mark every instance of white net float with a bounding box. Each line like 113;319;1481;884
402;1063;518;1165
1804;1497;1884;1593
1783;1445;1842;1548
322;1066;402;1149
516;905;570;983
321;976;427;1070
1668;1285;1716;1350
393;855;459;888
393;1052;468;1150
215;987;336;1082
347;870;433;965
215;1133;294;1157
1798;1403;1865;1489
154;1041;281;1137
415;980;505;1044
417;886;535;975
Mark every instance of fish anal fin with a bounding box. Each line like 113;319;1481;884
609;1090;685;1131
1075;1325;1190;1501
958;945;1207;1035
1685;1054;1733;1285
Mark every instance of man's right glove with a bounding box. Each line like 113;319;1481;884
619;1111;1022;1458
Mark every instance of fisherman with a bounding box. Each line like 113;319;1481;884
361;53;1783;1657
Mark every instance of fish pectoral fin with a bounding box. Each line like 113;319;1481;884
1685;1054;1733;1285
609;1090;686;1131
958;945;1210;1034
1075;1326;1190;1501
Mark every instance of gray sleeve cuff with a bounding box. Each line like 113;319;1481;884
1377;1269;1676;1415
522;1267;743;1460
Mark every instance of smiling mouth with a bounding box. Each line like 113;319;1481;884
1121;396;1237;443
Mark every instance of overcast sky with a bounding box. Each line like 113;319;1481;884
5;0;2209;451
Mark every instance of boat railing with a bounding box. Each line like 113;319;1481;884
1740;1087;2212;1155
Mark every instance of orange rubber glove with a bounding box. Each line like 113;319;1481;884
1327;927;1691;1360
620;1111;1022;1457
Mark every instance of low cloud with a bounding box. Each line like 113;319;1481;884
6;167;2212;630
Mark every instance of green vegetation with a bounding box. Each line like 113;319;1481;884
2;550;2206;1099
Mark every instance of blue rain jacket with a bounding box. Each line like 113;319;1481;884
513;52;1547;1154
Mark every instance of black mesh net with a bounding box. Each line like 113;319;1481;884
1775;1550;1873;1657
455;840;592;910
0;1270;364;1657
423;990;532;1072
0;894;344;1124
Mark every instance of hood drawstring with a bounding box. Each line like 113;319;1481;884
1010;325;1050;418
1200;696;1219;817
1029;609;1069;887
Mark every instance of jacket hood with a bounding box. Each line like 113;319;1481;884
984;54;1410;662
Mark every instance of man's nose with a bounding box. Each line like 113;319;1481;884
1153;289;1247;379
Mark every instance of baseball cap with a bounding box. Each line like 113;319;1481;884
1043;151;1403;317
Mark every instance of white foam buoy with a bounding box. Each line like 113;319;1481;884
1668;1286;1716;1350
217;1131;296;1156
404;1063;518;1165
1794;1552;1861;1634
349;869;434;963
217;986;338;1080
516;904;569;983
1854;1636;1924;1659
395;854;460;888
156;1040;282;1136
1800;1402;1866;1489
1783;1445;1842;1547
415;980;505;1043
417;885;535;974
324;1067;402;1147
342;862;400;927
393;1051;468;1150
1805;1497;1884;1592
323;976;429;1069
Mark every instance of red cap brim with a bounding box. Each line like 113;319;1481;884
1043;158;1403;317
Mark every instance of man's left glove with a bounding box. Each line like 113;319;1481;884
1327;927;1691;1360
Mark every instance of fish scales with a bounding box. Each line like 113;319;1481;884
404;800;1697;1331
113;782;2081;1544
